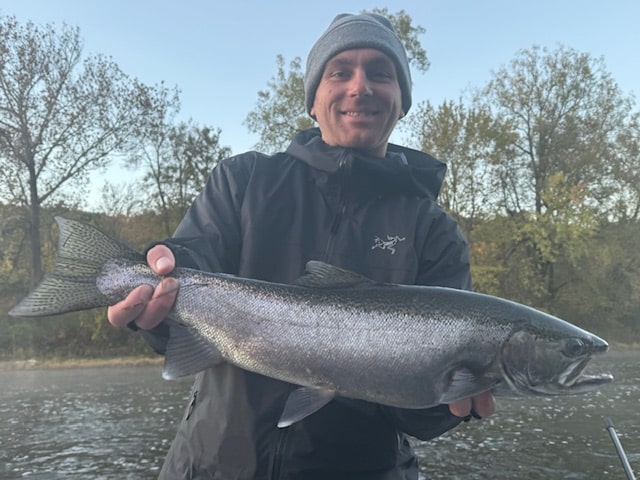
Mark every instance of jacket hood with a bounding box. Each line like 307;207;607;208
285;128;446;200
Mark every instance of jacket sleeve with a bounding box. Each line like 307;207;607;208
414;206;472;290
136;155;251;353
382;205;473;439
167;154;251;272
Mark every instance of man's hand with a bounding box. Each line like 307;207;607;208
448;390;495;419
107;244;179;330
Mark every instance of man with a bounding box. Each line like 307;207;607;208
109;12;494;479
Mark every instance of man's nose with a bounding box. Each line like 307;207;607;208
349;70;373;96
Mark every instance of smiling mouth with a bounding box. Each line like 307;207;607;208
343;111;376;117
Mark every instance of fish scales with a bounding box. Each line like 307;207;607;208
131;267;528;407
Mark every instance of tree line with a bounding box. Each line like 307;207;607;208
1;10;638;360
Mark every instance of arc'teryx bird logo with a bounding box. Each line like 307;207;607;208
371;235;406;255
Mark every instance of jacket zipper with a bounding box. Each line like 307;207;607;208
270;426;289;480
271;152;352;478
322;151;351;261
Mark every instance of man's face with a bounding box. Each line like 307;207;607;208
310;48;404;158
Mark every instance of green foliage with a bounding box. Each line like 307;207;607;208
547;220;640;337
407;45;637;331
469;217;640;338
364;8;429;72
408;99;517;236
480;44;634;216
244;54;315;154
468;168;601;313
468;45;636;318
608;111;640;221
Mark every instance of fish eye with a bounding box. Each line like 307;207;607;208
562;338;587;358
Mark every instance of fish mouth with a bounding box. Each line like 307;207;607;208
558;358;614;392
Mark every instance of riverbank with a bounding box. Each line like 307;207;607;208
0;356;163;371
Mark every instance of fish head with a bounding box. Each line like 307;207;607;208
499;326;613;396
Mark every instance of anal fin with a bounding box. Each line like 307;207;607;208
277;387;336;428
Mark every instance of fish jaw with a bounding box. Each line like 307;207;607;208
555;356;614;394
500;330;614;396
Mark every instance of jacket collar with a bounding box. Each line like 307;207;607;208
285;128;446;200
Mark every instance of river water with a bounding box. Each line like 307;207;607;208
0;351;637;479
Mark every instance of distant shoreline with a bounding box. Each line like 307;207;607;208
0;356;163;371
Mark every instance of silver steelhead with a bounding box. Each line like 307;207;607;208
9;217;614;427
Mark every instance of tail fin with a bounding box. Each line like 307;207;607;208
9;217;144;317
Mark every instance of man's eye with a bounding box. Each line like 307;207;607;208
371;71;392;80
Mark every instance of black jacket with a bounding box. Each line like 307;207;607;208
157;129;472;480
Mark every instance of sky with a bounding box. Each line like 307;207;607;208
3;0;639;207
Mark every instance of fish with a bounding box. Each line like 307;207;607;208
9;217;614;427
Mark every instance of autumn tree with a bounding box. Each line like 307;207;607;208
474;45;634;308
0;15;176;287
480;45;633;217
608;111;640;222
133;120;232;236
245;9;430;153
407;99;517;237
243;55;314;154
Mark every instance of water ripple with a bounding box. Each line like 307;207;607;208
0;351;637;479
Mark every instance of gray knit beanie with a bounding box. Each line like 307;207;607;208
304;13;412;116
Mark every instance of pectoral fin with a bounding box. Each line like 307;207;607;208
162;323;225;379
438;368;496;404
277;387;336;428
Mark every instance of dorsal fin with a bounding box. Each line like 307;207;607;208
293;261;377;289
